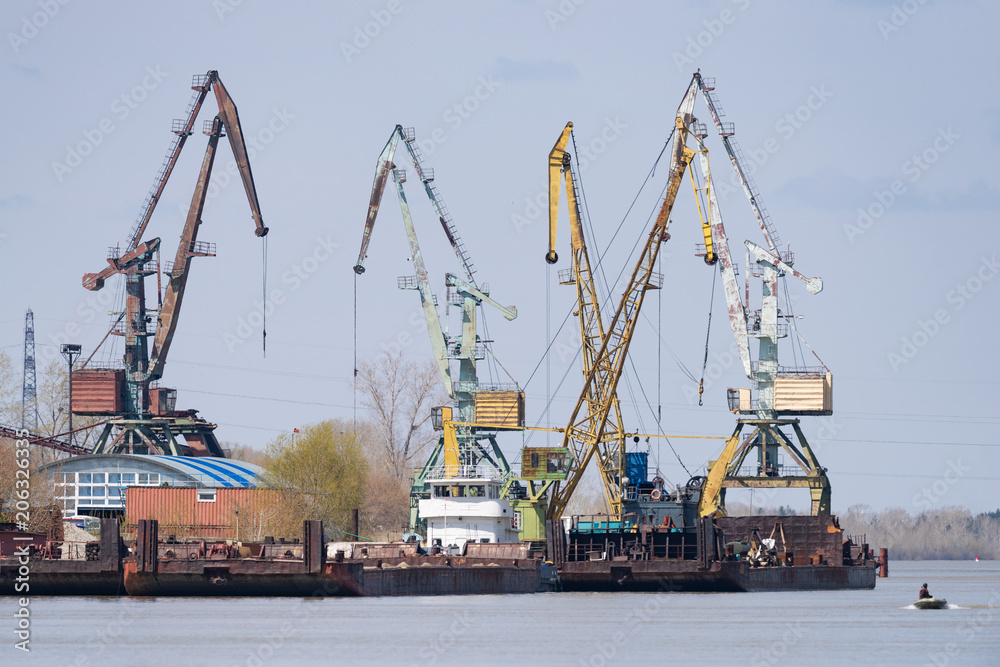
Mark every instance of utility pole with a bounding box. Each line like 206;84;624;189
60;344;82;446
22;309;38;431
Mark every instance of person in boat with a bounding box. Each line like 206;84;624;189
919;583;932;599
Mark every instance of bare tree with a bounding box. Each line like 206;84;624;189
221;441;268;466
0;351;24;426
355;351;447;481
0;437;61;536
0;354;100;454
32;359;103;450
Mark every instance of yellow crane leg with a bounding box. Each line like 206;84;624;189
697;422;746;517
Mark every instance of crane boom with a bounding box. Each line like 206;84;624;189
123;70;266;255
147;76;271;380
354;125;476;285
392;168;453;396
690;148;752;379
210;76;268;238
77;71;269;458
353;129;401;275
148;118;221;380
745;240;823;294
544;122;628;516
695;73;781;255
83;71;267;293
546;78;700;521
123;76;213;253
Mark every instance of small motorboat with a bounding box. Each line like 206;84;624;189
914;597;947;609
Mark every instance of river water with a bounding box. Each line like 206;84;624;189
3;560;998;666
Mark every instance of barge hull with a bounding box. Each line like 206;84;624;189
123;560;365;597
739;563;876;591
358;557;541;596
0;564;124;596
0;518;124;595
559;561;875;592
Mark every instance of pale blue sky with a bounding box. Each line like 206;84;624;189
1;0;997;513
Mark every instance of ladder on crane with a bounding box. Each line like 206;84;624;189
124;75;217;251
697;76;783;255
400;130;478;284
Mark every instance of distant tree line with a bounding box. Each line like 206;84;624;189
840;504;1000;560
725;502;999;559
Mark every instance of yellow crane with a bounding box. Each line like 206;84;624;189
544;77;706;521
544;122;628;516
544;73;764;521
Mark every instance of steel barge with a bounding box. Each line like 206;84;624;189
550;505;878;593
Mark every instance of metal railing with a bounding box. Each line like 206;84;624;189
478;383;520;393
447;341;486;360
37;540;102;561
728;464;807;478
747;320;789;338
420;463;506;481
187;240;216;256
750;361;826;376
113;320;157;336
81;360;124;370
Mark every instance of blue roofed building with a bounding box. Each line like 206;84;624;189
39;454;266;518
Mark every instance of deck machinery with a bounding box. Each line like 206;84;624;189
354;126;551;539
73;71;268;457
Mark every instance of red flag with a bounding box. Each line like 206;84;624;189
293;428;300;434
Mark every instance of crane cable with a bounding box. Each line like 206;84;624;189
567;127;691;475
353;270;358;429
697;268;718;406
261;235;268;357
521;133;670;430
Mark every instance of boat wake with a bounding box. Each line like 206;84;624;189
901;603;961;610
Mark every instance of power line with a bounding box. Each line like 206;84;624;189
835;471;1000;481
832;438;999;448
176;387;361;410
169;358;350;383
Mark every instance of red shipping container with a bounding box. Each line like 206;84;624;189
125;487;279;541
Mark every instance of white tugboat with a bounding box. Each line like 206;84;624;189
418;461;518;553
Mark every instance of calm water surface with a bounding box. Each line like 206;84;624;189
3;560;998;666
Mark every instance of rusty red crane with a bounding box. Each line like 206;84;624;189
74;71;268;457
